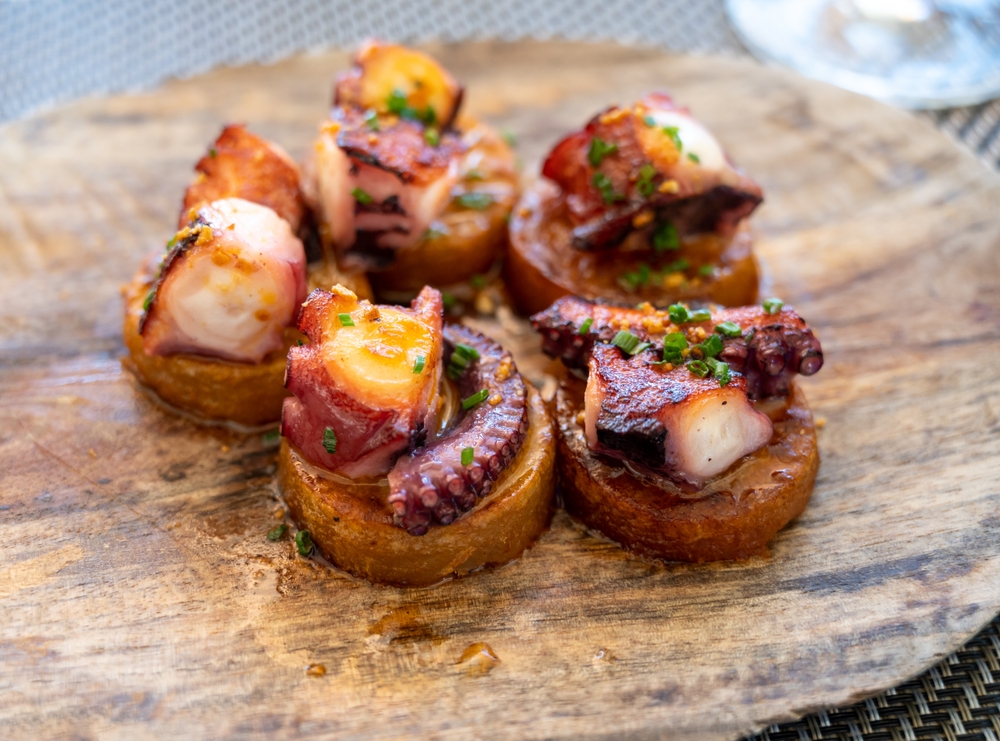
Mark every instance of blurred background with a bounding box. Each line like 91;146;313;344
1;0;999;168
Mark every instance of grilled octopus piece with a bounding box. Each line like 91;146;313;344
180;124;307;235
282;285;444;479
531;297;823;400
334;40;464;130
532;296;824;487
140;198;307;364
308;106;466;270
542;93;763;251
388;324;528;535
281;284;529;534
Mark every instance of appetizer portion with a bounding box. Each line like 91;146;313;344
278;285;555;585
306;41;518;295
507;94;762;314
531;296;824;562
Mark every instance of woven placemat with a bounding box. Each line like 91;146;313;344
1;1;998;737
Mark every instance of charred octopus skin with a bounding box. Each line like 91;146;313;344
532;296;823;487
388;324;528;535
542;92;763;251
180;124;307;234
281;284;533;535
532;297;823;399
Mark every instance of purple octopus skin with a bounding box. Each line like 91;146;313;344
387;324;529;536
530;296;823;400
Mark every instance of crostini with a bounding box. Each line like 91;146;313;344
278;284;556;586
531;296;824;562
507;94;763;314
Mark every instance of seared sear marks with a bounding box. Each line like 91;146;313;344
388;325;528;535
584;343;772;488
541;93;762;250
181;124;306;234
282;286;444;479
531;297;823;399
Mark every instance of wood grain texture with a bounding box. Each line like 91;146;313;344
1;41;999;741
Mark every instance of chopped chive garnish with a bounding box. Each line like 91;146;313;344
715;321;742;337
322;427;337;454
662;125;682;152
424;127;440;146
662;331;688;364
592;172;624;204
690;308;712;323
338;313;354;327
297;339;305;346
209;147;217;158
364;109;380;131
456;192;494;210
653;221;680;252
295;529;313;556
688;359;711;378
633;342;652;354
262;429;280;444
579;317;593;334
387;88;408;115
611;330;646;355
470;274;486;289
412;355;425;374
618;263;652;292
465;169;485;181
266;524;287;541
448;343;480;379
166;236;178;249
462;389;489;410
745;328;756;345
666;258;690;273
643;115;656;127
419;106;437;126
636;163;657;198
442;292;457;311
687;152;701;164
502;130;518;147
763;297;785;315
351;187;373;205
701;334;723;357
587;137;619;167
713;360;731;386
668;304;691;324
143;290;155;312
461;446;474;466
698;264;715;277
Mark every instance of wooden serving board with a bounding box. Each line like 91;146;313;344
2;41;999;741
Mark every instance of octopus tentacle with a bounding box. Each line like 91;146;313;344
531;296;823;399
387;324;528;535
